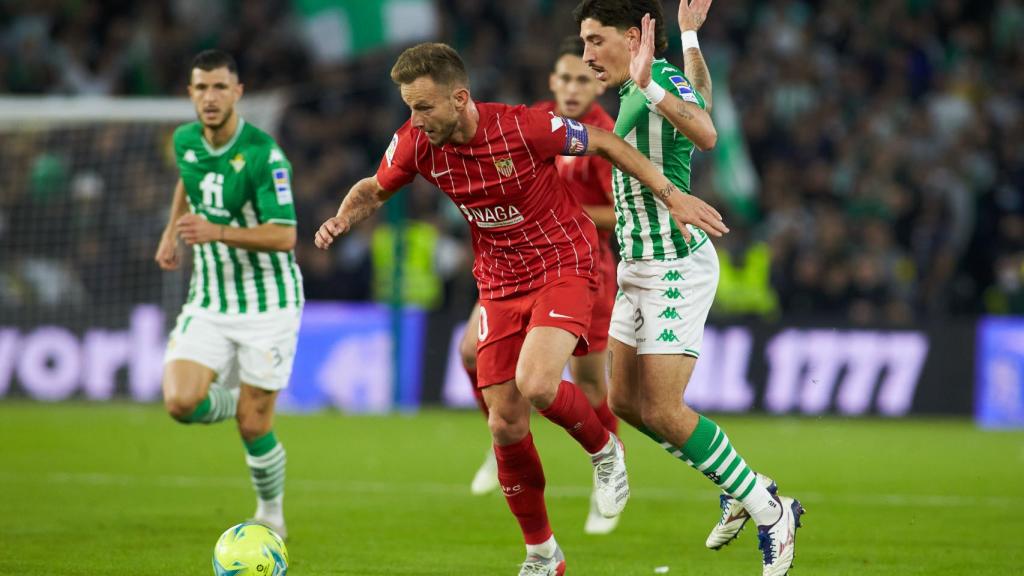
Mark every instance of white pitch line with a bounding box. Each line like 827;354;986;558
1;471;1020;509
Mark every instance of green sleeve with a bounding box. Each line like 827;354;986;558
651;63;705;110
251;145;297;226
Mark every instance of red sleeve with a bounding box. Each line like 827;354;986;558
518;107;590;160
375;123;419;192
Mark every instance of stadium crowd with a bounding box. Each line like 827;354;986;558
0;0;1021;323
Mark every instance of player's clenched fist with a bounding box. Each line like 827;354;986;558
154;233;181;270
314;216;351;249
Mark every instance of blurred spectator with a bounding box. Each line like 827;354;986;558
0;0;1020;326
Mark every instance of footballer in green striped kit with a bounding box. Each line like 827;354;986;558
154;49;302;539
577;1;804;575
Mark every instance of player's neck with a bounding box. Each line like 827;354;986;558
204;112;240;148
449;101;479;146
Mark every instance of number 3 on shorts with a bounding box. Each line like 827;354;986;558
478;305;489;342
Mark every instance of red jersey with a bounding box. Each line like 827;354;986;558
532;101;615;248
376;102;599;300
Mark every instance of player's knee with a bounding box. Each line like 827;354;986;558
164;392;202;423
608;392;639;424
515;365;560;408
487;408;529;445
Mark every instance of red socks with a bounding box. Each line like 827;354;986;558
594;398;619;435
464;362;489;418
538;380;611;454
494;433;551;545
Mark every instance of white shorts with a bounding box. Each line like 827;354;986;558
609;242;719;356
164;306;302;391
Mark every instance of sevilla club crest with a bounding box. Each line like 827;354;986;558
494;157;515;178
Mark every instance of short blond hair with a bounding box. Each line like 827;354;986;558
390;43;469;88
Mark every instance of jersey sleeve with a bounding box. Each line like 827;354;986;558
375;123;419;192
252;145;298;226
171;125;191;172
650;64;705;109
520;107;591;160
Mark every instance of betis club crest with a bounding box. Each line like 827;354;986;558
494;157;515;178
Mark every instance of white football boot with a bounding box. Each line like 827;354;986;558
519;545;567;576
757;495;805;576
470;448;500;495
583;489;620;535
590;433;629;518
706;473;777;549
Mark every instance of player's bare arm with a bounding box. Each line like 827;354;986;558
678;0;713;111
583;205;616;230
630;13;716;150
585;124;727;240
175;214;295;252
155;178;189;270
314;176;398;249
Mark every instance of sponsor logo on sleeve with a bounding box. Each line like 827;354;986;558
268;148;285;163
183;150;198;163
668;75;699;103
272;168;293;205
385;133;399;167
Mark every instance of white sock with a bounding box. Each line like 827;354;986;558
256;494;284;523
743;485;782;526
526;535;558;558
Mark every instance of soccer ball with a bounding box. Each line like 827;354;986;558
212;522;289;576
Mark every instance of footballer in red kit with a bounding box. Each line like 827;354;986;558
460;37;625;536
315;42;728;575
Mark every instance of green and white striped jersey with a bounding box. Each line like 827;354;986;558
613;59;709;261
173;119;303;314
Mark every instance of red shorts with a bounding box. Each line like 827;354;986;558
588;256;617;353
476;275;594;388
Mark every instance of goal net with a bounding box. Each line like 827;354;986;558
0;95;283;402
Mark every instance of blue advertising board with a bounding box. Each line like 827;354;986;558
976;317;1024;428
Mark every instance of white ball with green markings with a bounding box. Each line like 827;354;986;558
212;522;288;576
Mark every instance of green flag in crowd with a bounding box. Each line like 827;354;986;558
294;0;438;62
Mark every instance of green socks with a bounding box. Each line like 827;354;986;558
245;431;286;501
179;385;236;424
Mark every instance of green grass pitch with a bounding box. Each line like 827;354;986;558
1;402;1022;575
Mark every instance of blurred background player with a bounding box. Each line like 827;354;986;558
155;50;303;539
314;42;725;576
460;36;623;536
576;1;803;574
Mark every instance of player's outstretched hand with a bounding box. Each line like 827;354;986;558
154;233;180;270
628;13;656;88
667;194;729;242
314;216;351;250
176;213;220;246
679;0;712;33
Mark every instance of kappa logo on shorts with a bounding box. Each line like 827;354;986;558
657;307;681;320
656;329;680;343
662;270;683;282
664;287;683;299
